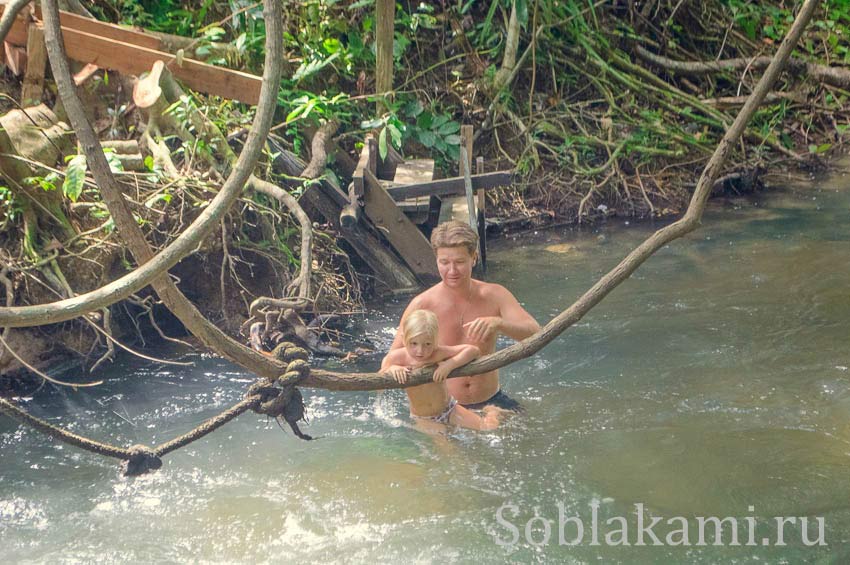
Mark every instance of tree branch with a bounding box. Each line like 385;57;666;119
0;0;282;337
635;45;850;89
0;0;30;46
37;0;287;380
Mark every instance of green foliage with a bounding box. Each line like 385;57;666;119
284;92;351;124
62;154;87;203
0;185;21;230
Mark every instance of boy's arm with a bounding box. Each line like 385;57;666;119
432;344;481;382
381;348;411;384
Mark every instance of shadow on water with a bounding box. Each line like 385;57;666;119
3;166;850;562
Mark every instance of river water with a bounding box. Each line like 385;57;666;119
2;168;850;563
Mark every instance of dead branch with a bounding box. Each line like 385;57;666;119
300;119;338;180
0;0;284;355
33;0;289;383
248;177;313;300
0;0;31;46
635;45;850;89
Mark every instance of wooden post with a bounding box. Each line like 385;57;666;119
460;124;474;176
476;156;487;273
375;0;395;112
22;23;47;106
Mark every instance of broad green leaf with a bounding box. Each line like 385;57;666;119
388;123;402;148
416;111;433;129
403;99;424;118
63;154;86;203
379;127;388;160
323;38;342;54
417;129;436;148
360;117;385;129
431;113;450;129
443;134;461;146
103;149;124;173
436;120;461;135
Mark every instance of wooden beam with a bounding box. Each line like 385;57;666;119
299;181;419;291
0;8;263;105
385;171;512;200
57;27;262;105
362;168;439;284
21;22;46;106
351;136;377;197
375;0;394;110
32;6;161;50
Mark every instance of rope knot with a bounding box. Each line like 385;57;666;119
271;342;309;363
122;444;162;476
247;361;313;441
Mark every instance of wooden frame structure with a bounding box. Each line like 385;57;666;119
1;4;262;104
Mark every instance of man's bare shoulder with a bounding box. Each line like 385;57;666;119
476;281;515;301
409;284;444;308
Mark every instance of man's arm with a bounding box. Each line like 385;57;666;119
494;284;540;341
463;284;540;343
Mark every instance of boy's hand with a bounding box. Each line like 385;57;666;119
433;362;452;382
385;365;411;383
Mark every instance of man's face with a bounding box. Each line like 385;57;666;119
436;246;475;288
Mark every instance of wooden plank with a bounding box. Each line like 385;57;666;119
57;26;262;105
33;6;162;50
351;136;377;197
392;158;434;185
385;171;512;200
362;168;439;283
2;10;28;46
299;181;419;291
0;12;263;105
21;23;46;106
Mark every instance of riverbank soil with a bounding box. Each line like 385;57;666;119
1;1;848;381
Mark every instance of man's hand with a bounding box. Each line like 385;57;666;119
385;365;411;383
463;316;502;343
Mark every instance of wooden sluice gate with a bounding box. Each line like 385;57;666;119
325;126;512;292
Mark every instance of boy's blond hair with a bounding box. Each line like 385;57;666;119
430;220;478;256
402;309;438;345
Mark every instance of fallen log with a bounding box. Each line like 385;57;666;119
635;45;850;89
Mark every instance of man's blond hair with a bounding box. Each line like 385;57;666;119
430;220;478;256
402;309;438;345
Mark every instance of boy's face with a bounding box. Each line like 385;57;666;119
436;246;475;289
405;333;436;364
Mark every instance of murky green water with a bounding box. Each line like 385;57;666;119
3;168;850;563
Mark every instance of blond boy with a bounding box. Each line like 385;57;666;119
381;309;503;430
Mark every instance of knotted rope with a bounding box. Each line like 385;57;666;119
250;342;312;440
0;342;314;475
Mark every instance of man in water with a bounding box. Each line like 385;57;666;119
390;220;540;410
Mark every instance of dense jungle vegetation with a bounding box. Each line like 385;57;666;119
0;0;847;379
